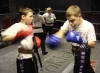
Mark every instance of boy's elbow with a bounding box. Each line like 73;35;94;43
92;43;96;48
88;41;96;48
91;45;96;48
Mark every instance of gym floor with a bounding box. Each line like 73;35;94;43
0;37;100;73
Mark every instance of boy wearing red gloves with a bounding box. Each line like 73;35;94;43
1;7;40;73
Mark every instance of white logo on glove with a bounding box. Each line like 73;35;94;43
76;36;80;41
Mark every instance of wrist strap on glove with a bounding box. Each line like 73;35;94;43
79;38;88;49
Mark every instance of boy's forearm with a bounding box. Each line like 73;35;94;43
88;41;96;48
55;29;65;38
2;35;15;42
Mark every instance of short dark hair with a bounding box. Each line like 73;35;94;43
34;8;40;14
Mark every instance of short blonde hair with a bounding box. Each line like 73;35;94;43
46;7;52;12
65;5;81;17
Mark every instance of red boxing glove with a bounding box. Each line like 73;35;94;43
12;24;33;43
34;36;41;49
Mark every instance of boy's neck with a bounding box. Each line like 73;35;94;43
20;21;26;25
79;18;83;25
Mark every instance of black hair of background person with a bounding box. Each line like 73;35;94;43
33;8;40;14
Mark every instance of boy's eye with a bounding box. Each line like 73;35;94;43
69;19;75;23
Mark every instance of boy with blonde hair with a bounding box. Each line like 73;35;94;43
43;7;56;39
46;5;96;73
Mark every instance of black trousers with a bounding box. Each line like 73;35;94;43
16;55;38;73
72;48;95;73
34;32;46;52
44;26;53;36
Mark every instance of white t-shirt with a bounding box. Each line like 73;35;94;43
32;14;45;33
61;19;97;46
43;13;56;26
1;23;34;59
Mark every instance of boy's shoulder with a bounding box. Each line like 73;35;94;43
43;13;48;15
51;13;55;15
84;20;93;25
83;20;94;28
11;23;25;28
39;14;43;17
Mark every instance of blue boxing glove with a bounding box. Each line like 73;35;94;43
46;34;61;48
66;31;88;48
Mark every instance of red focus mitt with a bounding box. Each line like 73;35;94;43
12;24;33;43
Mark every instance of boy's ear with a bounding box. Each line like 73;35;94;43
21;15;25;19
79;14;82;17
